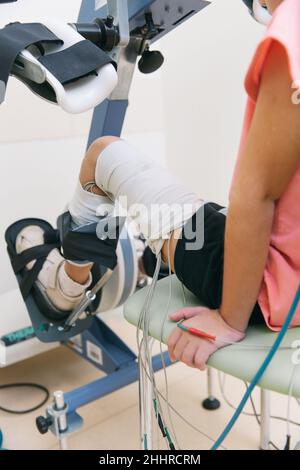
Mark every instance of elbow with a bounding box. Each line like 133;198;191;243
230;175;281;206
229;183;276;214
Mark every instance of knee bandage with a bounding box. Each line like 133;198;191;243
96;140;204;255
68;181;114;228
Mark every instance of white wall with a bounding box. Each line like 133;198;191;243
160;0;263;204
0;0;89;143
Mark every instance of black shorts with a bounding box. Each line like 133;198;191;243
174;202;264;326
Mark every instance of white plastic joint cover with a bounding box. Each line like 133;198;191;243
21;18;118;113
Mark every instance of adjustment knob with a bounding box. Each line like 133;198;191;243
105;15;114;28
138;49;164;74
36;416;52;435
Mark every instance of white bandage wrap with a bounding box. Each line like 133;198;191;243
253;0;272;25
95;140;204;254
68;181;114;228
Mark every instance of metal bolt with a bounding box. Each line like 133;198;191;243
105;15;114;28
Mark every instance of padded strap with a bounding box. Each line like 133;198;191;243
0;22;63;102
19;246;56;299
7;226;61;300
57;212;123;270
10;243;58;274
39;40;116;85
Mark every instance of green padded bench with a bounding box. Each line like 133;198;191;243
124;276;300;398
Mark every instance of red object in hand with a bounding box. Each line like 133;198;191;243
177;322;216;342
188;327;216;342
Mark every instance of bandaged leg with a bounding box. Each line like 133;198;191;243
15;139;117;313
95;140;204;255
15;137;202;314
66;137;118;271
15;183;117;313
68;181;114;229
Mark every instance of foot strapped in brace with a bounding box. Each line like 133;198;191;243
5;212;126;342
57;211;124;270
56;211;127;328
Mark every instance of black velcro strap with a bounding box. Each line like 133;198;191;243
7;224;61;299
57;212;119;270
19;246;56;300
38;40;115;85
11;243;58;274
0;22;63;101
9;227;60;274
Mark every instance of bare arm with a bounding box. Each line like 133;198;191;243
168;41;300;370
221;42;300;332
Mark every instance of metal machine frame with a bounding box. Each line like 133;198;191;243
35;0;213;449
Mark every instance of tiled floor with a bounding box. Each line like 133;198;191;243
1;315;300;451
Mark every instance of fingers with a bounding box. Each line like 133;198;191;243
168;309;216;371
173;335;190;363
168;329;212;370
168;328;183;362
194;347;210;371
172;336;210;370
169;306;204;322
181;342;198;368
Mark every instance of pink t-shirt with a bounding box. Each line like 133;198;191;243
233;0;300;330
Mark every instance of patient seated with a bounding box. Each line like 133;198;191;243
6;135;246;368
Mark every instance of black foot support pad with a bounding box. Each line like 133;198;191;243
202;397;221;410
5;218;93;343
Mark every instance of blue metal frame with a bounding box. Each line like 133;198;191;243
65;316;137;374
79;0;210;145
64;314;171;429
88;99;129;145
79;0;210;42
61;0;211;428
65;351;171;415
